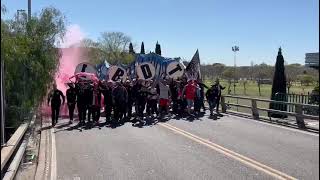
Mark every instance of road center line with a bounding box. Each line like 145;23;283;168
159;123;297;180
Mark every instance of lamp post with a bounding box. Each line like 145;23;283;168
232;46;239;94
232;46;239;111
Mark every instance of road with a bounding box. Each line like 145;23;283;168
48;113;319;180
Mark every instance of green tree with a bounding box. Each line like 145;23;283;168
253;63;270;96
298;74;314;86
155;41;161;55
140;41;145;54
97;31;134;65
222;68;234;94
129;42;135;54
1;5;66;128
269;48;287;118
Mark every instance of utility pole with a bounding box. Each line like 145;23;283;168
1;51;5;146
28;0;31;21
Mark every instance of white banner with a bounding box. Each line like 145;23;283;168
74;63;97;75
136;62;155;80
108;66;127;82
166;61;185;79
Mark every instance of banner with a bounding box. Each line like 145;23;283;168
185;50;201;81
166;61;185;79
136;62;155;80
108;66;127;82
75;63;97;75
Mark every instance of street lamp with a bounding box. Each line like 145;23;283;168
232;46;239;94
232;46;239;111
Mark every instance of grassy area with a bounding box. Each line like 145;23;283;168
203;79;317;117
204;79;316;98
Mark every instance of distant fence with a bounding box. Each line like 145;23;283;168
275;92;319;116
221;95;319;130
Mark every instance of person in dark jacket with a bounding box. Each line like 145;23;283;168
100;80;113;122
124;80;133;118
47;84;65;127
112;81;128;124
206;85;218;116
212;78;225;116
66;83;77;124
90;82;102;124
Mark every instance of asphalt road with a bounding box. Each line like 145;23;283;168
51;113;319;180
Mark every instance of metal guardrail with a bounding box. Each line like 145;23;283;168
221;95;319;129
1;122;29;177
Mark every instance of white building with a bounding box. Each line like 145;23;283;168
305;52;319;69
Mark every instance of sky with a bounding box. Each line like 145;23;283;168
2;0;319;66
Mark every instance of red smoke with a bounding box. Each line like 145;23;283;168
42;25;86;118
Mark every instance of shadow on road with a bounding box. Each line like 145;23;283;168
50;111;225;133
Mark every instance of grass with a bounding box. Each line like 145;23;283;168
203;79;317;117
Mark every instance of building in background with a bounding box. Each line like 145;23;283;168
305;52;319;70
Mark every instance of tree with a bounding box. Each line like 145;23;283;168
155;41;161;55
140;41;145;54
97;31;134;65
253;63;270;96
129;42;135;54
222;68;234;94
240;79;248;95
285;64;301;93
80;38;105;64
298;74;314;86
269;48;287;118
2;5;66;128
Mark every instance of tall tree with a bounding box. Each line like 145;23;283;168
269;47;287;118
140;41;145;54
97;31;134;65
2;5;66;128
155;41;161;55
129;42;135;54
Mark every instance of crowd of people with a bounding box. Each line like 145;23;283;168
47;77;225;127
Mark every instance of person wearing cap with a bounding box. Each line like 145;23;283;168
47;83;65;127
66;83;77;124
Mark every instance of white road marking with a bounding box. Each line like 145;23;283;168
51;128;57;180
224;113;319;136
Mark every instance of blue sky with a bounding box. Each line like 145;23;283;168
2;0;319;66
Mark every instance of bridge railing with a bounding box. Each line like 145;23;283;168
220;95;319;129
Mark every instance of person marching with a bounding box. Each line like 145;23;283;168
124;80;133;119
194;83;202;115
147;80;158;118
100;80;113;123
212;78;225;116
47;83;65;127
112;81;128;125
183;80;196;116
66;83;77;124
91;81;102;124
158;79;171;118
206;84;219;116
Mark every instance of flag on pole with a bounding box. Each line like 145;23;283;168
185;49;201;81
